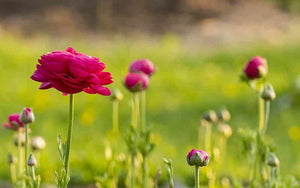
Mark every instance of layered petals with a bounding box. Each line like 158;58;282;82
31;47;113;95
3;113;24;131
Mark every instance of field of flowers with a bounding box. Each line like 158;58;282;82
0;33;299;187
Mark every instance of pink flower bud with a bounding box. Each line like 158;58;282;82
243;56;268;79
19;107;35;124
186;149;209;167
129;59;155;76
124;72;149;92
3;113;24;130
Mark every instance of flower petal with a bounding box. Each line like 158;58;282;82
39;82;52;89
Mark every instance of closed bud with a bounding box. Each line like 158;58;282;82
19;107;35;124
261;84;276;101
267;153;279;167
27;153;37;167
124;72;149;92
218;124;232;138
14;133;26;147
110;88;123;101
243;56;268;80
217;108;231;122
8;153;16;164
129;59;155;77
31;136;46;151
202;110;218;123
186;149;209;167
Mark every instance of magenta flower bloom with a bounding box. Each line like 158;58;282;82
129;59;155;76
3;113;24;130
19;107;35;124
31;47;113;95
187;149;209;167
243;56;268;79
124;72;149;92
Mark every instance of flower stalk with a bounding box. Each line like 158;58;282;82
8;154;16;184
195;166;200;188
24;124;29;174
64;94;75;180
17;129;23;175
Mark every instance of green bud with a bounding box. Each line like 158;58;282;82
8;153;15;164
218;123;232;138
31;136;46;151
27;153;37;167
13;133;25;147
267;153;280;167
261;83;276;101
217;108;231;122
202;110;218;123
110;88;123;101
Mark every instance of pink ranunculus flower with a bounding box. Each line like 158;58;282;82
129;59;155;76
3;113;24;130
31;47;113;95
243;56;268;79
124;72;149;92
186;149;209;167
19;107;35;124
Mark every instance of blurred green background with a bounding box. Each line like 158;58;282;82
0;0;300;186
0;33;299;186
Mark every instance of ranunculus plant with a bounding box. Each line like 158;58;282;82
3;113;24;186
240;56;277;187
187;149;209;188
124;59;155;188
31;47;113;188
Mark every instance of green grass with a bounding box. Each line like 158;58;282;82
0;33;299;185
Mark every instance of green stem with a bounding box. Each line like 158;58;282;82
195;166;200;188
64;94;75;178
112;100;119;157
205;124;212;154
10;163;16;184
134;93;140;130
112;100;119;137
31;166;36;181
262;101;270;135
131;154;136;188
141;90;146;131
130;93;139;188
143;156;148;188
258;98;265;133
270;167;275;186
18;130;23;175
249;133;258;187
25;124;29;174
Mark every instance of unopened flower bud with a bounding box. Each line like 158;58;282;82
267;153;279;167
243;56;268;79
19;108;35;124
218;124;232;138
31;136;46;151
217;108;231;122
110;88;123;101
202;110;218;123
13;134;26;147
8;153;16;164
186;149;209;167
124;72;149;92
129;59;155;77
27;153;37;167
261;84;276;101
